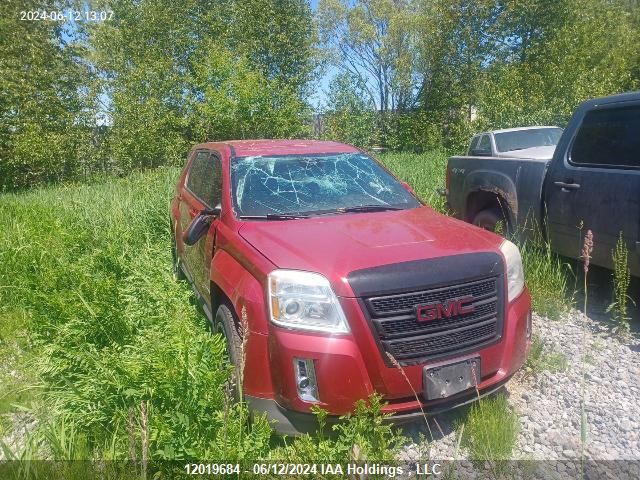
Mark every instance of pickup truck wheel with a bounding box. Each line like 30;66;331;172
473;209;508;235
214;304;243;399
171;223;186;281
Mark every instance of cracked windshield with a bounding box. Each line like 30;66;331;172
231;153;421;217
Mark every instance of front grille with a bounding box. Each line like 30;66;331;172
362;276;502;364
369;279;496;315
384;320;497;358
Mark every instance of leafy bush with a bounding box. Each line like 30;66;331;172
273;395;404;464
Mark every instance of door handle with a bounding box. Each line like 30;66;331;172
553;181;581;191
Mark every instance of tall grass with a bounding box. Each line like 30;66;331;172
0;151;577;472
517;233;572;320
0;168;271;462
0;167;411;469
377;151;449;212
457;394;519;474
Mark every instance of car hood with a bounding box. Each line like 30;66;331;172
497;145;556;159
238;207;503;297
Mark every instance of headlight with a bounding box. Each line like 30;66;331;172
267;270;350;334
500;240;525;302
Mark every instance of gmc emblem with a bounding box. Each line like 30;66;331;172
416;296;475;321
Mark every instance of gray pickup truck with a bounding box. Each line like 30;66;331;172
445;91;640;275
468;126;563;160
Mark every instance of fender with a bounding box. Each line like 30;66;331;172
210;248;276;397
210;248;269;335
464;169;518;225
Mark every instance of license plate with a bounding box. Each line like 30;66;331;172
423;357;480;400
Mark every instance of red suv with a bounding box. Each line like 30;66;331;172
170;140;532;434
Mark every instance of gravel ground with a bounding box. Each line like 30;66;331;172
0;334;36;461
398;309;640;473
0;412;37;460
513;311;640;461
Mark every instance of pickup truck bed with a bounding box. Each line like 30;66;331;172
446;156;548;237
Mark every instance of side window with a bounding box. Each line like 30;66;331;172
477;135;491;155
186;151;222;207
571;106;640;168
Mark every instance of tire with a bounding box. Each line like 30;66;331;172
473;208;508;235
171;223;186;281
214;304;243;398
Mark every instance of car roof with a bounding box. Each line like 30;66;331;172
580;90;640;108
485;126;562;135
195;139;361;158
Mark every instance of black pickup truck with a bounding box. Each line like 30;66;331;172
445;91;640;275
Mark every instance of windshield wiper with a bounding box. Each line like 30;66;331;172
335;205;403;213
239;205;402;220
239;213;310;220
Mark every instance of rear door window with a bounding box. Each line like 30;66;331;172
469;135;480;153
570;106;640;168
477;135;491;155
186;151;222;207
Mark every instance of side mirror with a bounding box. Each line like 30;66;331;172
183;205;221;246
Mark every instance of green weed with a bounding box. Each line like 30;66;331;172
607;232;633;336
458;394;519;470
525;335;568;375
518;235;571;320
0;167;413;470
274;394;404;465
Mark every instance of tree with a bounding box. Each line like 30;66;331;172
89;0;215;170
478;0;640;128
318;0;421;112
322;72;377;147
411;0;640;150
227;0;317;92
191;43;310;141
89;0;317;171
0;0;92;190
415;0;504;118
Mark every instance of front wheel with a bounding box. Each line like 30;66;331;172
473;208;508;235
171;223;186;281
214;304;243;399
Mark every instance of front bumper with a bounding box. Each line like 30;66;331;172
253;288;531;434
246;371;514;436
